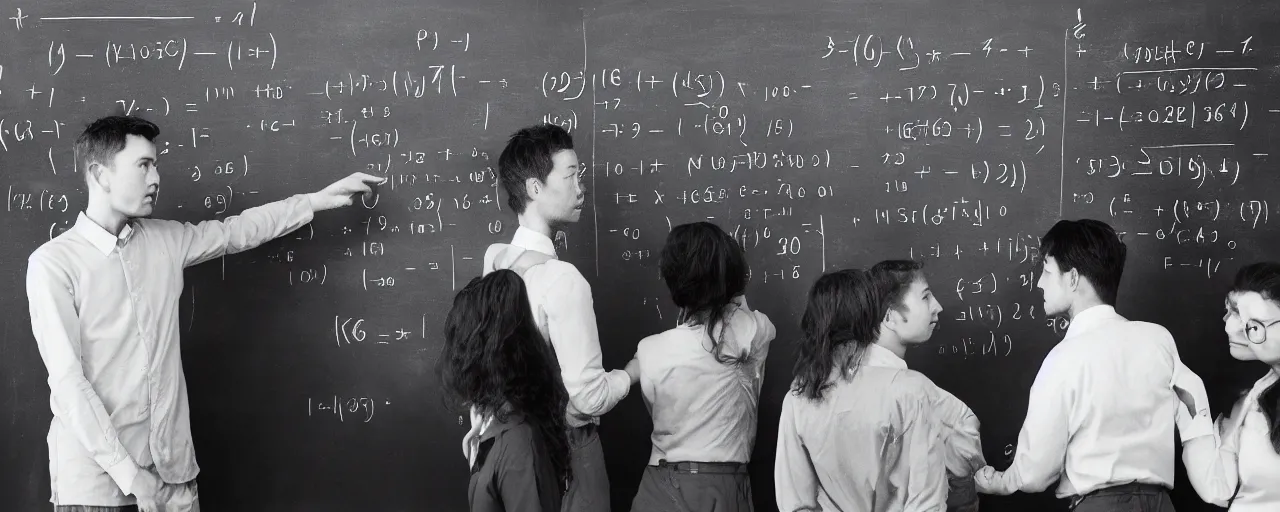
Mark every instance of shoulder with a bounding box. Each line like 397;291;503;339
1119;319;1174;340
781;387;805;411
539;260;588;290
887;369;941;404
132;217;187;238
483;243;509;271
725;307;776;345
1074;318;1177;358
636;328;686;358
489;421;539;463
28;233;84;278
890;367;936;389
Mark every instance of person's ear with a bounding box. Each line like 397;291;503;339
88;162;111;192
524;177;542;201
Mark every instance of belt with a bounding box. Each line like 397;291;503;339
1069;483;1168;509
655;459;748;474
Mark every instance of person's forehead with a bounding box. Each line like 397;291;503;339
551;149;577;164
1237;292;1280;317
119;135;155;154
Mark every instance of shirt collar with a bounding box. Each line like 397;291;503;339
75;212;134;255
511;226;557;257
1252;370;1280;398
862;343;909;370
1065;304;1123;338
478;413;526;443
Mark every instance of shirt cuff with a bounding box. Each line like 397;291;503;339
105;458;141;496
1179;412;1215;442
606;369;631;400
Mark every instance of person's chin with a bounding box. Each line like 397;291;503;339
1043;301;1065;317
1228;343;1257;361
567;208;583;222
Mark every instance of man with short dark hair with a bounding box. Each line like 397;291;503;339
480;123;637;511
974;219;1212;511
775;262;982;512
870;260;985;512
27;115;384;511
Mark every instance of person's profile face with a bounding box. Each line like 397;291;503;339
1235;291;1280;365
893;275;942;344
1223;292;1257;362
533;149;583;225
1037;256;1071;317
98;134;160;219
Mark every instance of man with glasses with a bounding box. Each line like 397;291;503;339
974;219;1213;512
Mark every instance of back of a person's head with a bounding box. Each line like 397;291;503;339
660;222;749;364
497;124;574;213
792;268;884;401
75;116;160;184
870;259;924;316
440;270;548;411
1040;219;1126;305
438;270;572;484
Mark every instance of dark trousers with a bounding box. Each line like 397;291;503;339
564;425;610;512
947;474;980;512
1071;483;1175;512
631;461;753;512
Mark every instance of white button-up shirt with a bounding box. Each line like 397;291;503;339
1182;370;1280;511
776;343;984;512
634;297;775;465
483;227;630;428
26;196;314;506
976;305;1199;498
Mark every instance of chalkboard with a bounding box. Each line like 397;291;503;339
1;0;1277;510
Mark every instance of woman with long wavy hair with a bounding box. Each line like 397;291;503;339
1180;262;1280;510
439;270;572;512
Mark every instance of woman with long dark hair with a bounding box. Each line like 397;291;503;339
439;270;572;512
628;222;776;512
1181;262;1280;510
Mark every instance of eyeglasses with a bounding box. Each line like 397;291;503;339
1244;318;1280;344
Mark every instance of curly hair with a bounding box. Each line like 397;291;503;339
438;269;572;488
659;222;750;365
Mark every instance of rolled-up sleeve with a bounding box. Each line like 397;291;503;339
976;353;1072;495
1182;395;1247;507
542;270;630;419
930;386;985;477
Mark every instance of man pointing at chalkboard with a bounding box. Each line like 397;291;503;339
481;123;637;512
973;219;1212;512
25;115;385;512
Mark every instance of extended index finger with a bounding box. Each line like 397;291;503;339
349;171;388;184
